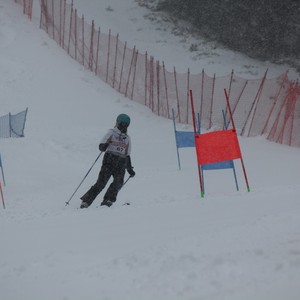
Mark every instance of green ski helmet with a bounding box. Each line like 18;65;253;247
116;114;130;126
116;114;130;132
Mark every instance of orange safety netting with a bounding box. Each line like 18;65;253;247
14;0;33;19
14;0;300;148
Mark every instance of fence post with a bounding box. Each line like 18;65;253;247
81;14;85;66
130;50;138;100
209;74;216;129
51;0;55;39
275;83;296;145
118;41;127;93
95;27;101;76
186;68;190;124
144;52;148;105
288;84;297;146
222;70;234;128
156;60;160;115
44;0;49;34
112;34;119;88
150;57;154;111
106;29;111;83
174;67;181;123
125;46;136;98
241;69;268;136
200;69;204;124
62;0;66;49
59;0;62;46
162;61;170;119
261;71;288;135
67;0;73;54
247;69;269;136
74;9;77;60
226;80;248;130
88;20;95;71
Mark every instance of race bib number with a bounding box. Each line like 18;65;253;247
108;131;129;156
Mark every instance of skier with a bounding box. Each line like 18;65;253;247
80;114;135;208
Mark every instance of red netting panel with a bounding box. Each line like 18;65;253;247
40;0;56;41
267;92;287;145
171;70;189;123
267;83;300;147
229;77;260;135
192;72;215;129
189;72;211;129
112;40;129;94
100;31;112;83
246;74;287;137
116;45;135;97
14;0;33;18
258;74;289;137
146;60;170;118
33;0;300;148
224;74;248;132
72;10;86;66
162;67;182;122
112;39;127;96
51;0;62;45
82;20;93;70
40;0;50;34
158;62;172;118
142;60;178;120
211;74;234;130
122;48;142;102
148;58;161;116
188;72;202;125
40;0;67;49
131;52;147;106
189;72;266;134
291;91;300;147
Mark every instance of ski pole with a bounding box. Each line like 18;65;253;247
65;152;103;206
121;176;131;190
0;181;5;209
116;175;132;195
0;154;6;186
119;176;132;206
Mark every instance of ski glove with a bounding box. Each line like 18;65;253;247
127;168;136;177
99;143;109;152
126;155;135;177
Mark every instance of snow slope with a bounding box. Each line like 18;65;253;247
71;0;299;79
0;1;300;300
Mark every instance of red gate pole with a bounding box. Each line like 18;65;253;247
190;89;204;197
224;88;250;192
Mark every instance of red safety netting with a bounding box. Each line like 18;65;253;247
14;0;300;148
267;81;300;147
14;0;33;19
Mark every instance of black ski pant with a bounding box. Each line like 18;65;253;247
80;152;126;206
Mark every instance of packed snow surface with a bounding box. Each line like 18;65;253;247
0;1;300;299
